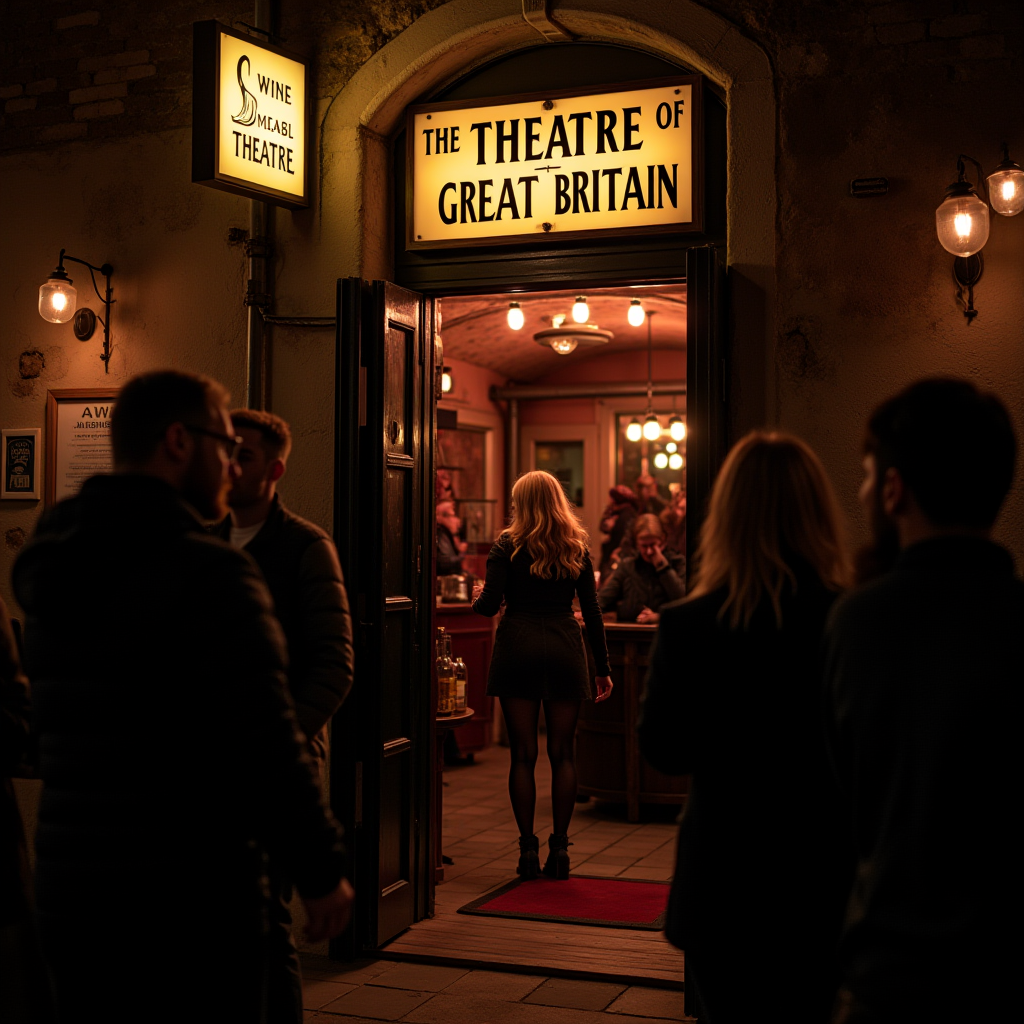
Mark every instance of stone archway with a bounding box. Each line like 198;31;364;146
320;0;775;426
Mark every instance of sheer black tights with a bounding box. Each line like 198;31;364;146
500;697;582;838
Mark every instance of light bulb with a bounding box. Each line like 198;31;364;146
627;299;645;327
936;188;989;256
653;452;669;470
39;275;77;324
643;414;661;441
552;313;566;328
507;301;525;330
549;337;578;355
626;419;642;442
665;442;677;454
669;415;686;441
441;367;453;393
988;162;1024;217
669;453;684;470
572;296;589;323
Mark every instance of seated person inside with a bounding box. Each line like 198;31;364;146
597;514;685;624
436;499;467;576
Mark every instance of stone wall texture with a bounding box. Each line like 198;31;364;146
2;0;1023;618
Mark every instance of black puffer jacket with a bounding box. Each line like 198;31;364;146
13;474;345;931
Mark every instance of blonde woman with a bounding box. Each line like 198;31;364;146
473;471;613;879
638;432;855;1024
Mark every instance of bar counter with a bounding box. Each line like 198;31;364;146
578;621;689;822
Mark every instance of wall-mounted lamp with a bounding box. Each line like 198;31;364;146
39;249;114;371
627;299;645;327
441;366;453;394
506;301;525;330
936;149;1023;323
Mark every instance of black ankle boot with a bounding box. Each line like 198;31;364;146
542;833;571;879
517;835;540;879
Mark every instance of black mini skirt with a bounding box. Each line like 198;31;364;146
486;610;593;701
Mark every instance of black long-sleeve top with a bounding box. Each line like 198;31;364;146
472;535;611;676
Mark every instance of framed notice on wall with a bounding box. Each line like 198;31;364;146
45;389;118;505
2;428;42;499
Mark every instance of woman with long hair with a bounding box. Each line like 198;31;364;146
638;432;855;1023
473;471;613;879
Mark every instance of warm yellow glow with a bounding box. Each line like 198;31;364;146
669;453;684;470
666;442;677;453
39;279;77;324
441;369;453;393
936;192;989;256
626;419;643;442
627;300;645;327
669;418;686;441
653;452;669;469
643;415;661;441
954;212;972;238
987;165;1024;216
552;313;566;328
572;297;589;323
52;292;68;312
550;337;578;355
1002;180;1016;201
507;302;524;330
410;81;695;245
217;31;306;201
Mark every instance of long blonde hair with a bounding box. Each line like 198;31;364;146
688;431;851;628
503;470;589;579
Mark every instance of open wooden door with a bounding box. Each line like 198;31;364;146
684;244;728;579
332;279;435;954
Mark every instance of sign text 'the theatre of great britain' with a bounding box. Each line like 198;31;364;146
407;77;703;249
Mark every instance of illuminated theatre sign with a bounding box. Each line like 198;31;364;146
192;21;308;208
407;76;703;249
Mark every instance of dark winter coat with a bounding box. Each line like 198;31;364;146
638;577;853;1018
226;494;355;781
597;553;686;622
12;474;345;1017
823;536;1023;1021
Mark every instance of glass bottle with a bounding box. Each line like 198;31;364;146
453;656;468;714
436;627;455;717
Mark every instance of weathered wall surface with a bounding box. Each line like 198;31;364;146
2;0;1023;623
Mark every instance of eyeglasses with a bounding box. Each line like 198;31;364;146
186;425;243;461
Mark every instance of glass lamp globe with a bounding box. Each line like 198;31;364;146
669;453;684;470
626;418;642;442
653;451;669;470
39;270;77;324
935;187;990;257
627;300;645;327
571;296;589;323
665;442;677;454
987;156;1024;217
642;414;661;441
668;415;686;441
506;301;525;330
549;336;578;355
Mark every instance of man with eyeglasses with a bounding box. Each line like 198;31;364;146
13;369;353;1023
222;407;355;1024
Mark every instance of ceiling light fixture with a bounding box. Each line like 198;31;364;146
571;296;589;323
39;248;115;371
669;453;684;470
506;301;525;330
533;323;613;357
669;414;686;441
627;299;645;327
629;310;660;442
626;418;642;442
653;451;669;470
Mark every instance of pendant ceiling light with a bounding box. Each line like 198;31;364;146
571;296;590;323
533;322;613;356
626;418;643;442
506;301;525;330
627;299;645;327
668;414;686;441
629;310;660;442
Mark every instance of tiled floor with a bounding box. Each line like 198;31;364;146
382;743;685;984
300;742;691;1021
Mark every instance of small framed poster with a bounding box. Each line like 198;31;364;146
2;428;42;499
45;389;119;505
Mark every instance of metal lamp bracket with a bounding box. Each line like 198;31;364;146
953;253;983;324
57;249;115;370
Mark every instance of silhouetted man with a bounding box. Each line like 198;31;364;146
824;377;1021;1023
13;371;353;1023
225;408;355;1023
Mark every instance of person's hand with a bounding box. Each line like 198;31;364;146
651;539;668;569
636;606;660;625
455;538;468;554
594;675;614;703
471;579;485;602
302;878;354;942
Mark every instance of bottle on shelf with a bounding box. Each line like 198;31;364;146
436;627;455;717
453;656;468;714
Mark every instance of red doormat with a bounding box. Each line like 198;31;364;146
458;875;670;930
